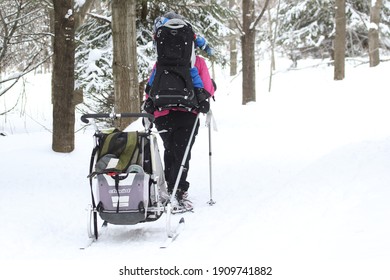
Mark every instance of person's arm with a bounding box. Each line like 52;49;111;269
195;56;214;96
145;64;157;98
195;35;214;56
190;67;204;88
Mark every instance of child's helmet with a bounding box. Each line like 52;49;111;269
153;11;184;34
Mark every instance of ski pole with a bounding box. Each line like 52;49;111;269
206;109;216;205
165;113;199;237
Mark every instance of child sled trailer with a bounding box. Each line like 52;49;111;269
81;112;171;242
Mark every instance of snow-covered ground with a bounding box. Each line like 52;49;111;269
1;57;390;280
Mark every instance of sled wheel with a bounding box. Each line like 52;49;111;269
86;204;98;240
165;203;173;238
93;211;98;240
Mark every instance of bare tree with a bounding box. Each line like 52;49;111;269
334;0;346;80
241;0;270;105
369;0;382;67
111;0;139;130
268;0;281;92
0;0;52;110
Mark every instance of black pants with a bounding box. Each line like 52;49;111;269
155;111;199;193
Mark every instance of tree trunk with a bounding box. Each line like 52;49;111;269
241;0;256;105
74;0;97;27
52;0;75;152
229;0;237;76
334;0;346;80
369;0;382;67
51;0;95;152
112;0;139;130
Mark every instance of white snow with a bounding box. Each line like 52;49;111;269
85;49;104;75
65;9;73;19
75;0;86;9
369;22;379;30
1;57;390;280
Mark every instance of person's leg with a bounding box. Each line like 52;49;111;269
155;111;199;195
170;112;199;193
155;115;175;193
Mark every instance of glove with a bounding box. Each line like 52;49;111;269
142;98;155;114
198;100;210;113
195;87;211;103
211;79;217;91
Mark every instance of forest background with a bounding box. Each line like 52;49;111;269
1;0;389;148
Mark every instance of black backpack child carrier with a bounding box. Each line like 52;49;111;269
149;18;199;111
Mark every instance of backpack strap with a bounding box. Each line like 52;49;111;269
114;175;120;213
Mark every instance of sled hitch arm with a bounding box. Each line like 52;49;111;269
81;112;155;124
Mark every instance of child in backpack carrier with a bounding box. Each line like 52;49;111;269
142;11;215;211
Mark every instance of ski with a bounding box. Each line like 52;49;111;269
160;217;185;248
80;238;94;250
79;221;108;250
172;206;194;214
171;198;194;214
